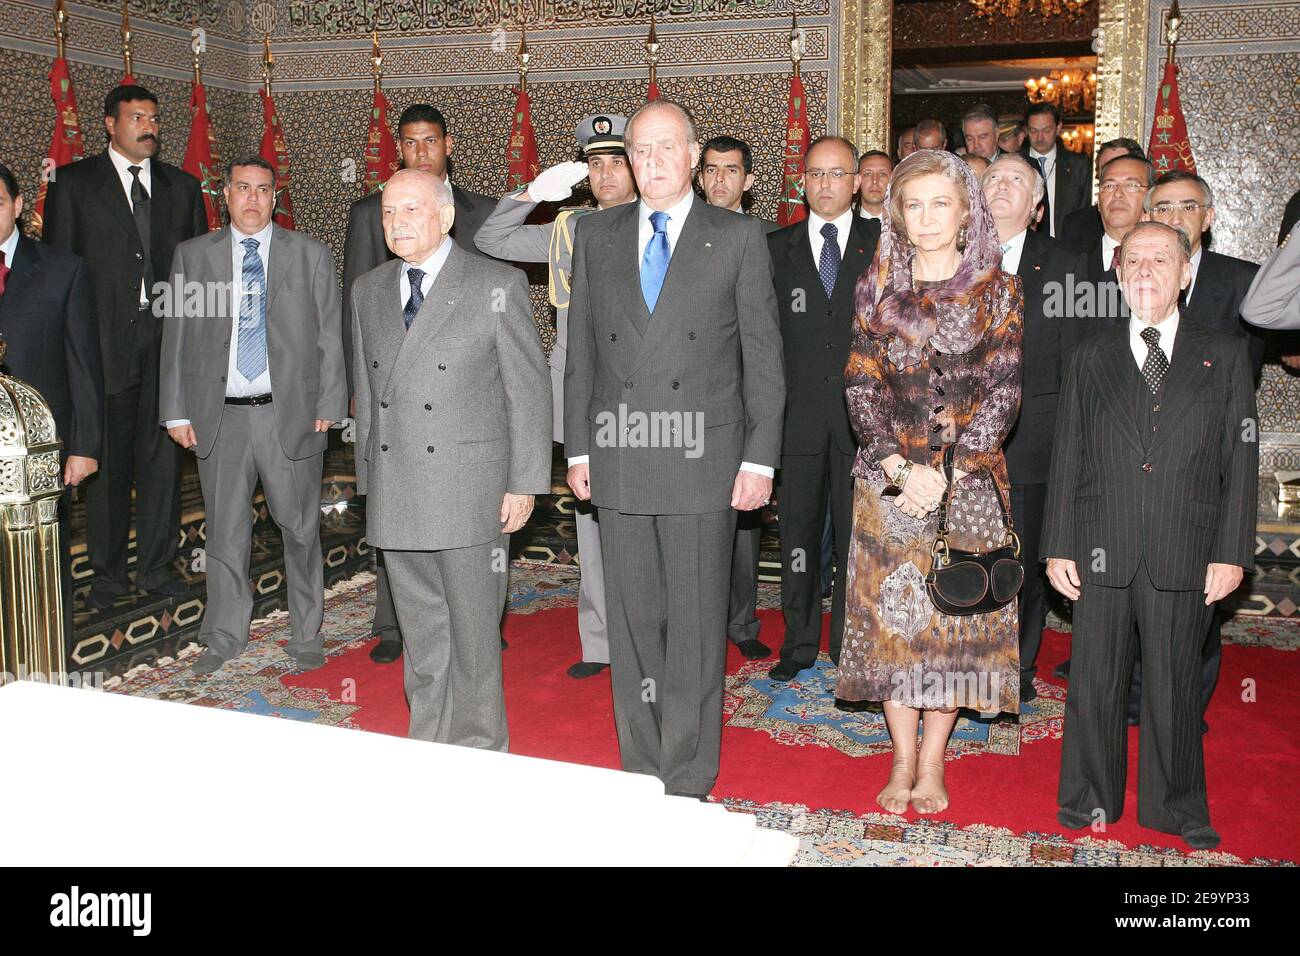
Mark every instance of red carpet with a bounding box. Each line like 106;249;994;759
284;607;1300;862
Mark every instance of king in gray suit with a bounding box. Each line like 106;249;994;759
160;157;348;675
565;100;785;797
352;169;551;750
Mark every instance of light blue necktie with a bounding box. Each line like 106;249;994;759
640;210;671;313
236;237;267;381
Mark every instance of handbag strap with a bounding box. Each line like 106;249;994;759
934;444;1016;538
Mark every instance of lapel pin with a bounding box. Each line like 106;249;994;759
1203;360;1212;367
704;242;712;249
1034;264;1041;271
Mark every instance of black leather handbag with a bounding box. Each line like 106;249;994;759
924;445;1024;616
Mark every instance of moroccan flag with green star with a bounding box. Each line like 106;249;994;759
778;72;810;227
31;56;85;239
183;78;224;231
506;85;540;192
363;86;399;196
259;87;296;229
1148;61;1197;175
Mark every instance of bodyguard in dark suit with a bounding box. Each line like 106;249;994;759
767;137;878;682
41;85;207;607
697;134;779;661
1073;155;1156;339
1060;138;1146;255
982;154;1087;702
1022;103;1092;239
340;103;498;665
160;158;348;676
1043;222;1257;851
0;162;103;644
565;101;785;797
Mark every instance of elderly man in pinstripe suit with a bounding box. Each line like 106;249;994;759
1041;221;1257;851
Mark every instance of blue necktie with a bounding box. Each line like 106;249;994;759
404;267;425;330
819;221;840;298
235;237;267;381
640;211;670;313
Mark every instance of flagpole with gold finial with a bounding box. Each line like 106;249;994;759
262;32;274;96
517;18;530;94
1165;0;1182;64
645;7;660;89
191;14;202;84
371;29;383;94
790;10;803;80
120;0;133;80
54;0;67;59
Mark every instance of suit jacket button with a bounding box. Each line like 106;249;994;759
671;381;679;389
381;444;388;452
1142;462;1152;472
380;401;388;409
625;381;633;389
372;361;379;368
438;363;447;371
610;333;617;341
220;376;226;383
427;446;434;453
222;340;229;348
424;403;432;411
688;332;696;340
135;252;143;260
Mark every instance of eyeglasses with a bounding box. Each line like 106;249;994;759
806;169;850;182
1098;181;1147;194
1151;200;1205;214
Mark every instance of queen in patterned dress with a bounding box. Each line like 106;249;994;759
839;150;1024;816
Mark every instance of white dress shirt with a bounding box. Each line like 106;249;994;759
1129;308;1180;370
0;223;18;272
570;189;772;479
164;222;275;427
999;228;1028;276
107;144;152;305
808;208;853;269
1029;145;1057;236
1102;231;1122;273
1186;246;1204;304
858;207;882;222
399;235;454;317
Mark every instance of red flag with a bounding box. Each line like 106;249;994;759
506;85;540;192
259;87;295;229
646;80;661;102
1148;61;1197;175
778;73;811;227
120;73;136;85
363;87;399;196
183;79;224;231
31;57;85;239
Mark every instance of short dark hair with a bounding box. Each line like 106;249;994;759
1097;137;1145;158
1145;169;1215;212
1025;102;1062;125
859;149;892;165
961;103;998;128
1100;153;1156;187
807;135;859;166
225;155;275;184
700;136;753;174
397;104;448;137
104;84;159;119
0;162;20;202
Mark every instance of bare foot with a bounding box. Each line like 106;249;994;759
876;761;915;815
910;762;949;814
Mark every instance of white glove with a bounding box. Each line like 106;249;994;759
527;161;590;202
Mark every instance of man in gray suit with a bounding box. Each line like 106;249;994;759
341;103;499;666
476;113;637;679
565;100;785;797
352;169;551;749
1242;220;1300;330
160;156;348;675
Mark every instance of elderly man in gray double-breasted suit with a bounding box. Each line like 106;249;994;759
352;168;551;750
160;156;348;675
565;100;785;797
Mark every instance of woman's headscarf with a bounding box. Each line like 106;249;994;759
852;149;1009;369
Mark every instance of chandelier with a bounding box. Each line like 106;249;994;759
1025;69;1097;114
969;0;1090;20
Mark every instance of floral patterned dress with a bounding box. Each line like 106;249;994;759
838;277;1024;714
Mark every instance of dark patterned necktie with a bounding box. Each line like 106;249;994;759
819;222;840;298
128;164;154;293
1140;325;1169;393
1033;155;1051;234
404;267;425;330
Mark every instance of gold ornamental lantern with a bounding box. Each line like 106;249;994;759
0;341;66;684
